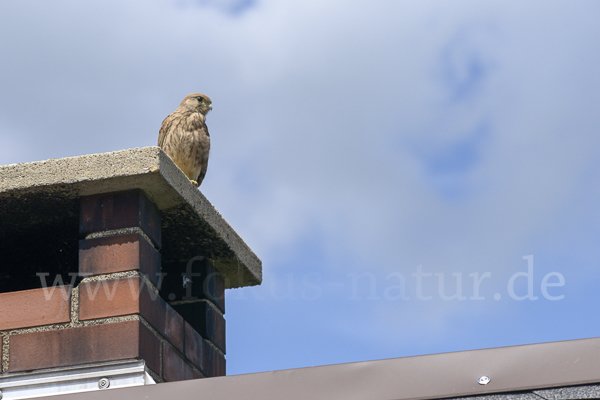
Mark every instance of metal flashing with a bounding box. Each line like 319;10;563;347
0;360;155;400
26;336;600;400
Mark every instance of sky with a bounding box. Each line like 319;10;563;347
1;0;600;376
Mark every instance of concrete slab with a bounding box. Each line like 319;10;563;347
0;147;261;288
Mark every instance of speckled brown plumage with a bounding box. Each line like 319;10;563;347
158;93;212;187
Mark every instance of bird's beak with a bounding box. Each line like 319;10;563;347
208;104;213;112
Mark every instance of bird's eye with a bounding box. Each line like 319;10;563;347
197;98;202;103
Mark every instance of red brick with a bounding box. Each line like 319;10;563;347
80;190;161;248
79;277;184;352
79;233;161;285
0;286;71;330
9;320;160;373
184;321;204;373
162;344;201;382
79;277;143;319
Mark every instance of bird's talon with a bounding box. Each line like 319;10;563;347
190;180;198;187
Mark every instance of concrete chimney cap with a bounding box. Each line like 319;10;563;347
0;147;262;288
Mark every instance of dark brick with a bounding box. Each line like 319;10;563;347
79;233;161;285
162;344;200;382
0;286;71;330
184;321;204;373
203;341;226;377
79;277;184;353
172;300;225;353
9;320;160;373
215;351;226;377
80;190;161;248
161;257;225;313
162;303;185;353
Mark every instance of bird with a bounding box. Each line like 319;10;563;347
158;93;212;187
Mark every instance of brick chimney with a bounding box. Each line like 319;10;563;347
0;148;262;399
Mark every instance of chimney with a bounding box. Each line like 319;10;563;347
0;147;262;399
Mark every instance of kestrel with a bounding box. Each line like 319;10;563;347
158;93;212;187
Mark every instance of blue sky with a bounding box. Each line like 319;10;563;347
2;0;600;375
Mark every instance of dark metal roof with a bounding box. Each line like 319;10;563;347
31;336;600;400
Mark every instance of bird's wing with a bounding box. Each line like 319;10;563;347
195;125;211;186
196;158;209;186
158;113;175;147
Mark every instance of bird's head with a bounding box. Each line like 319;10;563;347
181;93;212;115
